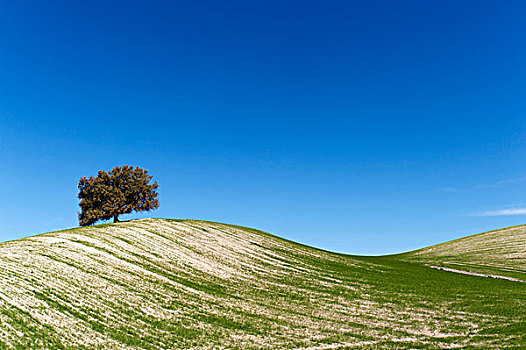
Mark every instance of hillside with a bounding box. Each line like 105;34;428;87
0;219;524;349
397;224;526;280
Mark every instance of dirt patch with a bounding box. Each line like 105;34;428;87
430;266;525;283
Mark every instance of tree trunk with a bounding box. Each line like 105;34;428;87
114;214;119;223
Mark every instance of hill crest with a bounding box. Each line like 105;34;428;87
0;218;524;348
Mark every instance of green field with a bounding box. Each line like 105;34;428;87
0;219;524;349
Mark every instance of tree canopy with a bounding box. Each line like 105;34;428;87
78;165;159;226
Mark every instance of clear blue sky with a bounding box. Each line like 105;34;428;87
1;0;526;254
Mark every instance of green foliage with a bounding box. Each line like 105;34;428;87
78;165;159;226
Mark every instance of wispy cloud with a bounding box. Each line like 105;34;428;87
441;177;526;193
474;208;526;216
474;177;526;189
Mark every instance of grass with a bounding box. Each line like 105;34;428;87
396;223;526;280
0;218;524;348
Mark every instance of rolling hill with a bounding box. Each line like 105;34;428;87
396;224;526;281
0;219;524;349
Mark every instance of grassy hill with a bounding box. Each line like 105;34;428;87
0;219;524;349
397;224;526;281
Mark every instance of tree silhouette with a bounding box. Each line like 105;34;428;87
78;165;159;226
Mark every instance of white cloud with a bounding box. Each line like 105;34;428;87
475;208;526;216
440;177;526;193
475;177;526;189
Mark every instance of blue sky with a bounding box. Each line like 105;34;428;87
1;0;526;254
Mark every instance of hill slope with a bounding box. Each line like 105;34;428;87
397;224;526;280
0;219;524;349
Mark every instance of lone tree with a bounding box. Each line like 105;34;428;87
78;165;159;226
